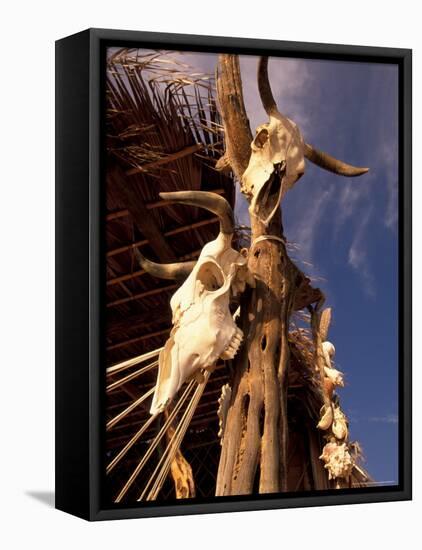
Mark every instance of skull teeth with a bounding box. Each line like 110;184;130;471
220;327;244;360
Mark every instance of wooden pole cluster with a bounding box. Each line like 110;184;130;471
215;55;296;494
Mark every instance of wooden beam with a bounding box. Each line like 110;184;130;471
107;264;133;298
107;268;146;287
109;165;175;262
107;283;178;308
126;144;203;176
105;189;225;221
106;328;170;352
107;309;171;338
106;248;202;287
107;217;218;258
106;209;130;221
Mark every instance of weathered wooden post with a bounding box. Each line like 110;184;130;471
214;54;368;495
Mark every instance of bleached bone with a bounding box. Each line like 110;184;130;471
319;441;353;481
322;340;335;368
240;58;369;226
136;191;251;415
322;340;344;387
332;404;349;440
317;403;334;431
241;106;305;226
324;365;344;388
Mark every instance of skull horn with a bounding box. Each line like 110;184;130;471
134;248;196;280
257;56;278;117
303;143;369;177
257;57;369;177
159;191;235;235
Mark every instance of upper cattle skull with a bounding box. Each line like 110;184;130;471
135;191;251;415
237;58;369;226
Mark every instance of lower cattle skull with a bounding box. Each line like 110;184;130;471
135;191;250;415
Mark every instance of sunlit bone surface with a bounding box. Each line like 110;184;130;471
319;441;353;481
136;191;250;415
237;57;369;226
242;113;305;225
152;238;246;414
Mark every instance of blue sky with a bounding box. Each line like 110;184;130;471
113;49;399;484
241;55;399;485
186;52;399;484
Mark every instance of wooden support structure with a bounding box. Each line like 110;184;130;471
107;217;218;258
215;55;295;496
108;165;176;262
106;309;171;338
107;249;202;288
107;283;178;308
106;328;170;352
105;188;225;222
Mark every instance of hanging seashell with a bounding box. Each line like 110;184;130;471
317;404;333;430
323;365;344;387
332;405;349;440
322;340;336;369
319;441;354;480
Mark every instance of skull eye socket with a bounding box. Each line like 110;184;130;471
196;260;225;291
253;127;269;149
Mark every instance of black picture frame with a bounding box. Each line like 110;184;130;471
55;28;412;521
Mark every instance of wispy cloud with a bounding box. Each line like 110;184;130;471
292;186;334;264
369;414;398;424
334;179;371;237
379;140;399;231
348;205;375;298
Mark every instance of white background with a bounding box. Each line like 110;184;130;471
1;1;419;548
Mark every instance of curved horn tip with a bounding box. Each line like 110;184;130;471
158;190;234;235
304;143;370;178
342;166;370;177
357;167;370;175
134;248;195;280
258;56;278;116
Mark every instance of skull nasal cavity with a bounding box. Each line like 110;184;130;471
196;261;224;291
254;128;269;148
261;335;267;351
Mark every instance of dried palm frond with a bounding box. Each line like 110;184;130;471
106;49;225;177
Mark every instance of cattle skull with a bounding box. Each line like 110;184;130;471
135;191;251;415
237;58;369;226
241;106;305;226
